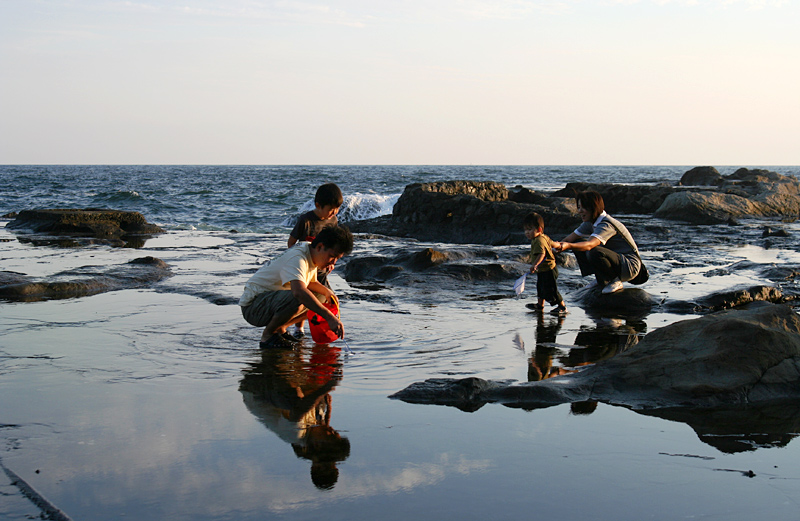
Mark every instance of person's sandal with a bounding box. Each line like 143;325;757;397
260;332;296;349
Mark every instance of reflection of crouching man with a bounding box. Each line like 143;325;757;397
241;226;354;349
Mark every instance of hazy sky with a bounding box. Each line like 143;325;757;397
1;0;797;165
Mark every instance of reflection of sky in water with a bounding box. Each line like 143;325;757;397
4;229;800;520
642;243;800;302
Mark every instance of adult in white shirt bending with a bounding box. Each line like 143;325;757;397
241;226;354;349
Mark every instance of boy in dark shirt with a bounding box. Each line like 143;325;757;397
288;183;343;337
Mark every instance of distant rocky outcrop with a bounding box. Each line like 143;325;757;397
7;209;164;246
550;182;680;214
347;167;800;243
655;168;800;224
347;180;578;245
0;256;171;301
679;166;724;186
391;303;800;410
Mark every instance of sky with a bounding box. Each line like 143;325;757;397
0;0;798;165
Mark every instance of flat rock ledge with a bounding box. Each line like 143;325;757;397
0;256;171;301
7;209;165;244
390;303;800;411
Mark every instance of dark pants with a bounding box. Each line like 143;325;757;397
536;267;563;305
574;247;622;286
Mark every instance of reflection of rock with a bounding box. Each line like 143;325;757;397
391;303;800;412
528;317;639;383
7;209;164;246
639;401;800;453
0;256;171;301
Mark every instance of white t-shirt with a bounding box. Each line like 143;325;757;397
239;242;318;307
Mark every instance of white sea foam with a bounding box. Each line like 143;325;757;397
282;192;400;227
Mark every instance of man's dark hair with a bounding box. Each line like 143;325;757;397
523;212;544;230
576;190;605;220
315;183;343;208
311;225;353;255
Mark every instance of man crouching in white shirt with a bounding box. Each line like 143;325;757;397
240;226;353;349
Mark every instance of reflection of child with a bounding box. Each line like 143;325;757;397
288;183;343;338
523;213;567;315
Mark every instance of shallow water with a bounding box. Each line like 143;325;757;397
3;221;800;520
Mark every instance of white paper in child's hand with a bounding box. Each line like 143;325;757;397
513;273;526;296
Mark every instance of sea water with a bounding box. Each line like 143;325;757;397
3;165;800;521
0;164;735;231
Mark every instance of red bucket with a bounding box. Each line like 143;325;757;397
307;296;340;344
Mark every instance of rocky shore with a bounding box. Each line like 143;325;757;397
348;167;800;244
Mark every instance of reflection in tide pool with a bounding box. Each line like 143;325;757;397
240;344;349;490
3;223;800;520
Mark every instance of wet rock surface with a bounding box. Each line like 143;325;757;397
391;303;800;410
0;256;172;301
7;209;164;246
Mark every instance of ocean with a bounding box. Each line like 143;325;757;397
3;164;800;521
3;164;780;232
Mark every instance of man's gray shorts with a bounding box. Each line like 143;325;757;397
240;289;326;327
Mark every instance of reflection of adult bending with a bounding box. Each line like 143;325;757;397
239;344;350;489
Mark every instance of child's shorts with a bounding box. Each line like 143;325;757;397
536;268;563;305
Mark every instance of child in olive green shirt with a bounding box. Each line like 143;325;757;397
523;213;567;315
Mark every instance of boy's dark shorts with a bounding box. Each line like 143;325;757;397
241;289;327;327
536;267;563;305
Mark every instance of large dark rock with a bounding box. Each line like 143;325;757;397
0;256;171;301
550;182;679;214
653;191;762;224
348;180;577;245
679;166;723;186
573;286;657;313
695;285;784;311
7;209;165;245
347;168;800;244
391;303;800;410
655;168;800;224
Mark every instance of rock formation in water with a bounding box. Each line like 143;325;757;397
347;180;578;245
7;209;164;246
391;303;800;410
655;168;800;224
348;168;800;243
0;256;172;301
